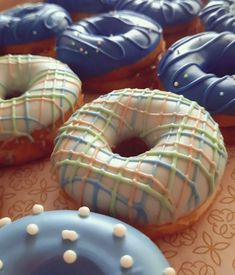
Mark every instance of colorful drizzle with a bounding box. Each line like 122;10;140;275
200;0;235;33
0;54;81;141
0;206;175;274
56;11;162;78
158;31;235;115
115;0;202;26
52;88;227;225
0;3;72;45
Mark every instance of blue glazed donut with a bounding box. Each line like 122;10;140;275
158;31;235;116
115;0;202;26
200;0;235;32
0;3;72;55
114;0;203;46
57;10;162;78
0;205;175;275
56;10;164;92
47;0;117;14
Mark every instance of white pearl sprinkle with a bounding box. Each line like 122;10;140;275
173;81;179;87
63;250;77;264
79;206;90;217
0;217;12;228
219;91;224;96
84;51;88;55
62;230;79;241
26;224;39;236
80;47;84;52
71;41;76;46
120;255;133;269
32;204;44;215
184;73;188;78
0;260;3;270
97;40;102;45
163;267;176;275
113;224;127;238
32;30;37;35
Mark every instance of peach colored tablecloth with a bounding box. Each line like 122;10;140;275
1;147;235;275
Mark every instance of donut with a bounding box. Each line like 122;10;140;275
51;88;227;237
157;31;235;145
47;0;117;21
56;11;165;93
0;205;176;275
200;0;235;33
0;54;83;166
0;3;72;57
114;0;203;47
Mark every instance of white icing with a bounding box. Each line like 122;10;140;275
163;267;176;275
26;224;39;235
62;230;79;241
52;88;227;225
120;255;133;269
32;204;44;215
78;206;90;217
0;217;12;228
63;250;77;264
113;224;127;238
0;55;81;141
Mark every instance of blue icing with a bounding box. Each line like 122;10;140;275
0;3;72;45
158;31;235;115
56;11;162;78
47;0;118;13
0;210;171;274
115;0;202;26
200;0;235;33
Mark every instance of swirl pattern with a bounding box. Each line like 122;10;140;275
158;31;235;115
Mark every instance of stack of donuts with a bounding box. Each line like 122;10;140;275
0;0;234;274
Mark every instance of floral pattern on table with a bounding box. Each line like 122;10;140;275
1;147;235;274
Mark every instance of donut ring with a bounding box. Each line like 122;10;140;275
56;11;164;93
158;31;235;126
0;54;82;166
200;0;235;33
52;88;227;237
47;0;117;20
0;3;72;56
0;205;175;274
115;0;203;47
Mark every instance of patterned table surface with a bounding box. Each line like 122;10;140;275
1;147;235;275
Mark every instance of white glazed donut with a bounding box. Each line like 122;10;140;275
52;88;227;237
0;54;82;166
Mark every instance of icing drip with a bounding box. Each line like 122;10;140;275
52;88;227;225
0;208;173;274
0;3;72;45
200;0;235;33
56;11;162;78
0;55;81;142
115;0;202;26
158;31;235;115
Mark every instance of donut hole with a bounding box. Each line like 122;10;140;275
4;89;24;100
90;17;132;36
112;136;150;157
32;256;105;275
